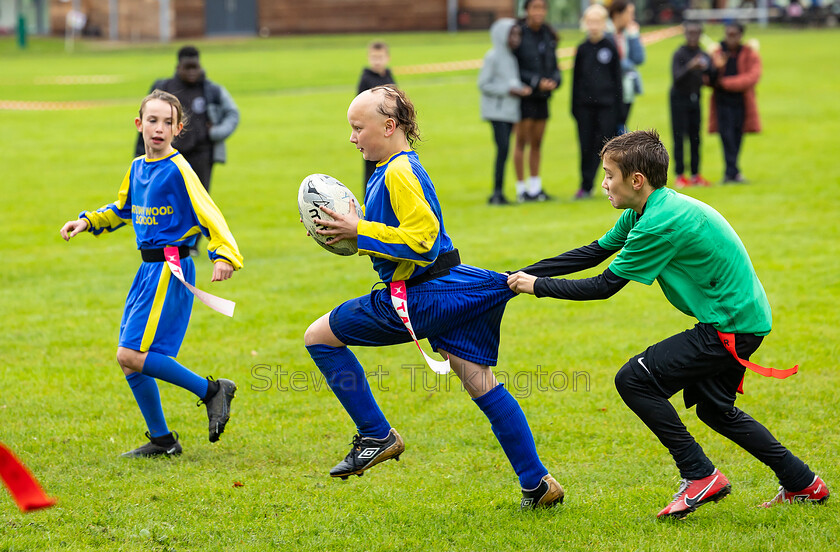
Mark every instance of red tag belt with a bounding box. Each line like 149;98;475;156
717;331;798;394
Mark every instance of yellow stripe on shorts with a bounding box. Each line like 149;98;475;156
140;264;171;352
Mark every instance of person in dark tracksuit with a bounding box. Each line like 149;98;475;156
357;41;396;193
670;22;712;188
571;5;622;200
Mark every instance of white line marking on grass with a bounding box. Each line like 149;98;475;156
395;25;683;75
33;75;125;85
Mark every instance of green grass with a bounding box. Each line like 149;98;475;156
1;26;839;551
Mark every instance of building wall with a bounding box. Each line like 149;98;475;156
257;0;448;34
174;0;204;37
48;0;516;39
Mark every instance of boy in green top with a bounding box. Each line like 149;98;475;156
507;130;828;519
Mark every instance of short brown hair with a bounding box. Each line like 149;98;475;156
608;0;632;19
370;86;421;148
368;41;389;53
600;130;669;189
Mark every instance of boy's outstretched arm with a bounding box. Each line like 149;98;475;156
512;240;618;278
533;268;628;300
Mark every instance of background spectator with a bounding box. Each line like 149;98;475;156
670;21;712;188
708;23;762;184
571;4;622;199
479;19;532;206
357;41;396;193
608;0;646;134
513;0;561;202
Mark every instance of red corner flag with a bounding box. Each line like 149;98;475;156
0;443;56;512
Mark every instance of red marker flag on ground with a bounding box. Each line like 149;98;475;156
0;443;56;512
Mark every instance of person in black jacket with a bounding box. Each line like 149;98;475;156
512;0;561;202
571;5;622;199
357;41;396;193
135;46;239;196
670;22;712;188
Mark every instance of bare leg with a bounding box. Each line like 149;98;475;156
528;120;547;178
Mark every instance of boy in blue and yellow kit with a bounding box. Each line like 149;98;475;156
304;86;562;509
60;90;244;458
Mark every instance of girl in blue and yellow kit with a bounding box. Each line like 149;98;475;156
60;90;244;458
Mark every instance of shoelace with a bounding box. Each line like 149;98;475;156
671;479;692;502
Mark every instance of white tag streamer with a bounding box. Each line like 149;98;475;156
389;281;450;374
164;246;235;317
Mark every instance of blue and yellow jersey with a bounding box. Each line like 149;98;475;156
81;150;243;269
357;150;454;282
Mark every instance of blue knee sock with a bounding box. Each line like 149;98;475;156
307;344;390;439
141;352;209;399
126;372;169;438
474;384;548;489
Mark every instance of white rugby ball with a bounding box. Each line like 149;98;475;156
298;173;364;256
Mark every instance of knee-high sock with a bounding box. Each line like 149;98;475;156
307;344;390;439
474;384;548;489
125;372;169;438
141;352;208;399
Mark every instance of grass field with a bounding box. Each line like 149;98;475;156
1;25;839;551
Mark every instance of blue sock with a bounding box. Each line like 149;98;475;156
141;352;209;399
474;383;548;489
125;372;169;438
307;344;390;438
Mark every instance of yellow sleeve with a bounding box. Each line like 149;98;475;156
356;160;439;266
82;167;132;235
176;158;244;270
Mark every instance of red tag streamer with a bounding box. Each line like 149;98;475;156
717;331;799;394
0;443;56;512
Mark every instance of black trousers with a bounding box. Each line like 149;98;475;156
363;159;377;196
618;102;632;132
490;120;514;195
182;147;214;194
614;323;814;491
715;100;745;179
574;105;616;192
182;147;213;250
670;93;702;176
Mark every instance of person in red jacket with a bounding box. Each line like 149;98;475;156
708;23;761;184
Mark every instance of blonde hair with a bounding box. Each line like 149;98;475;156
581;3;608;26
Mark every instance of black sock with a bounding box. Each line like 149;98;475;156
203;379;221;402
151;432;177;446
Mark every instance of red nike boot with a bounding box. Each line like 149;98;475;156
657;469;731;519
761;475;829;507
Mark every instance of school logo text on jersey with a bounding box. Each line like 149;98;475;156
132;204;174;226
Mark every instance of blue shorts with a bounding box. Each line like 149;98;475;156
119;259;195;356
329;265;516;366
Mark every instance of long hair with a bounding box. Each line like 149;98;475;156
370;86;421;149
139;89;187;130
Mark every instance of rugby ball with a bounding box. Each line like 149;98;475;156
298;173;364;256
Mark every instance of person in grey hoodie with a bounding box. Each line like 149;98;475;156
478;18;532;205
